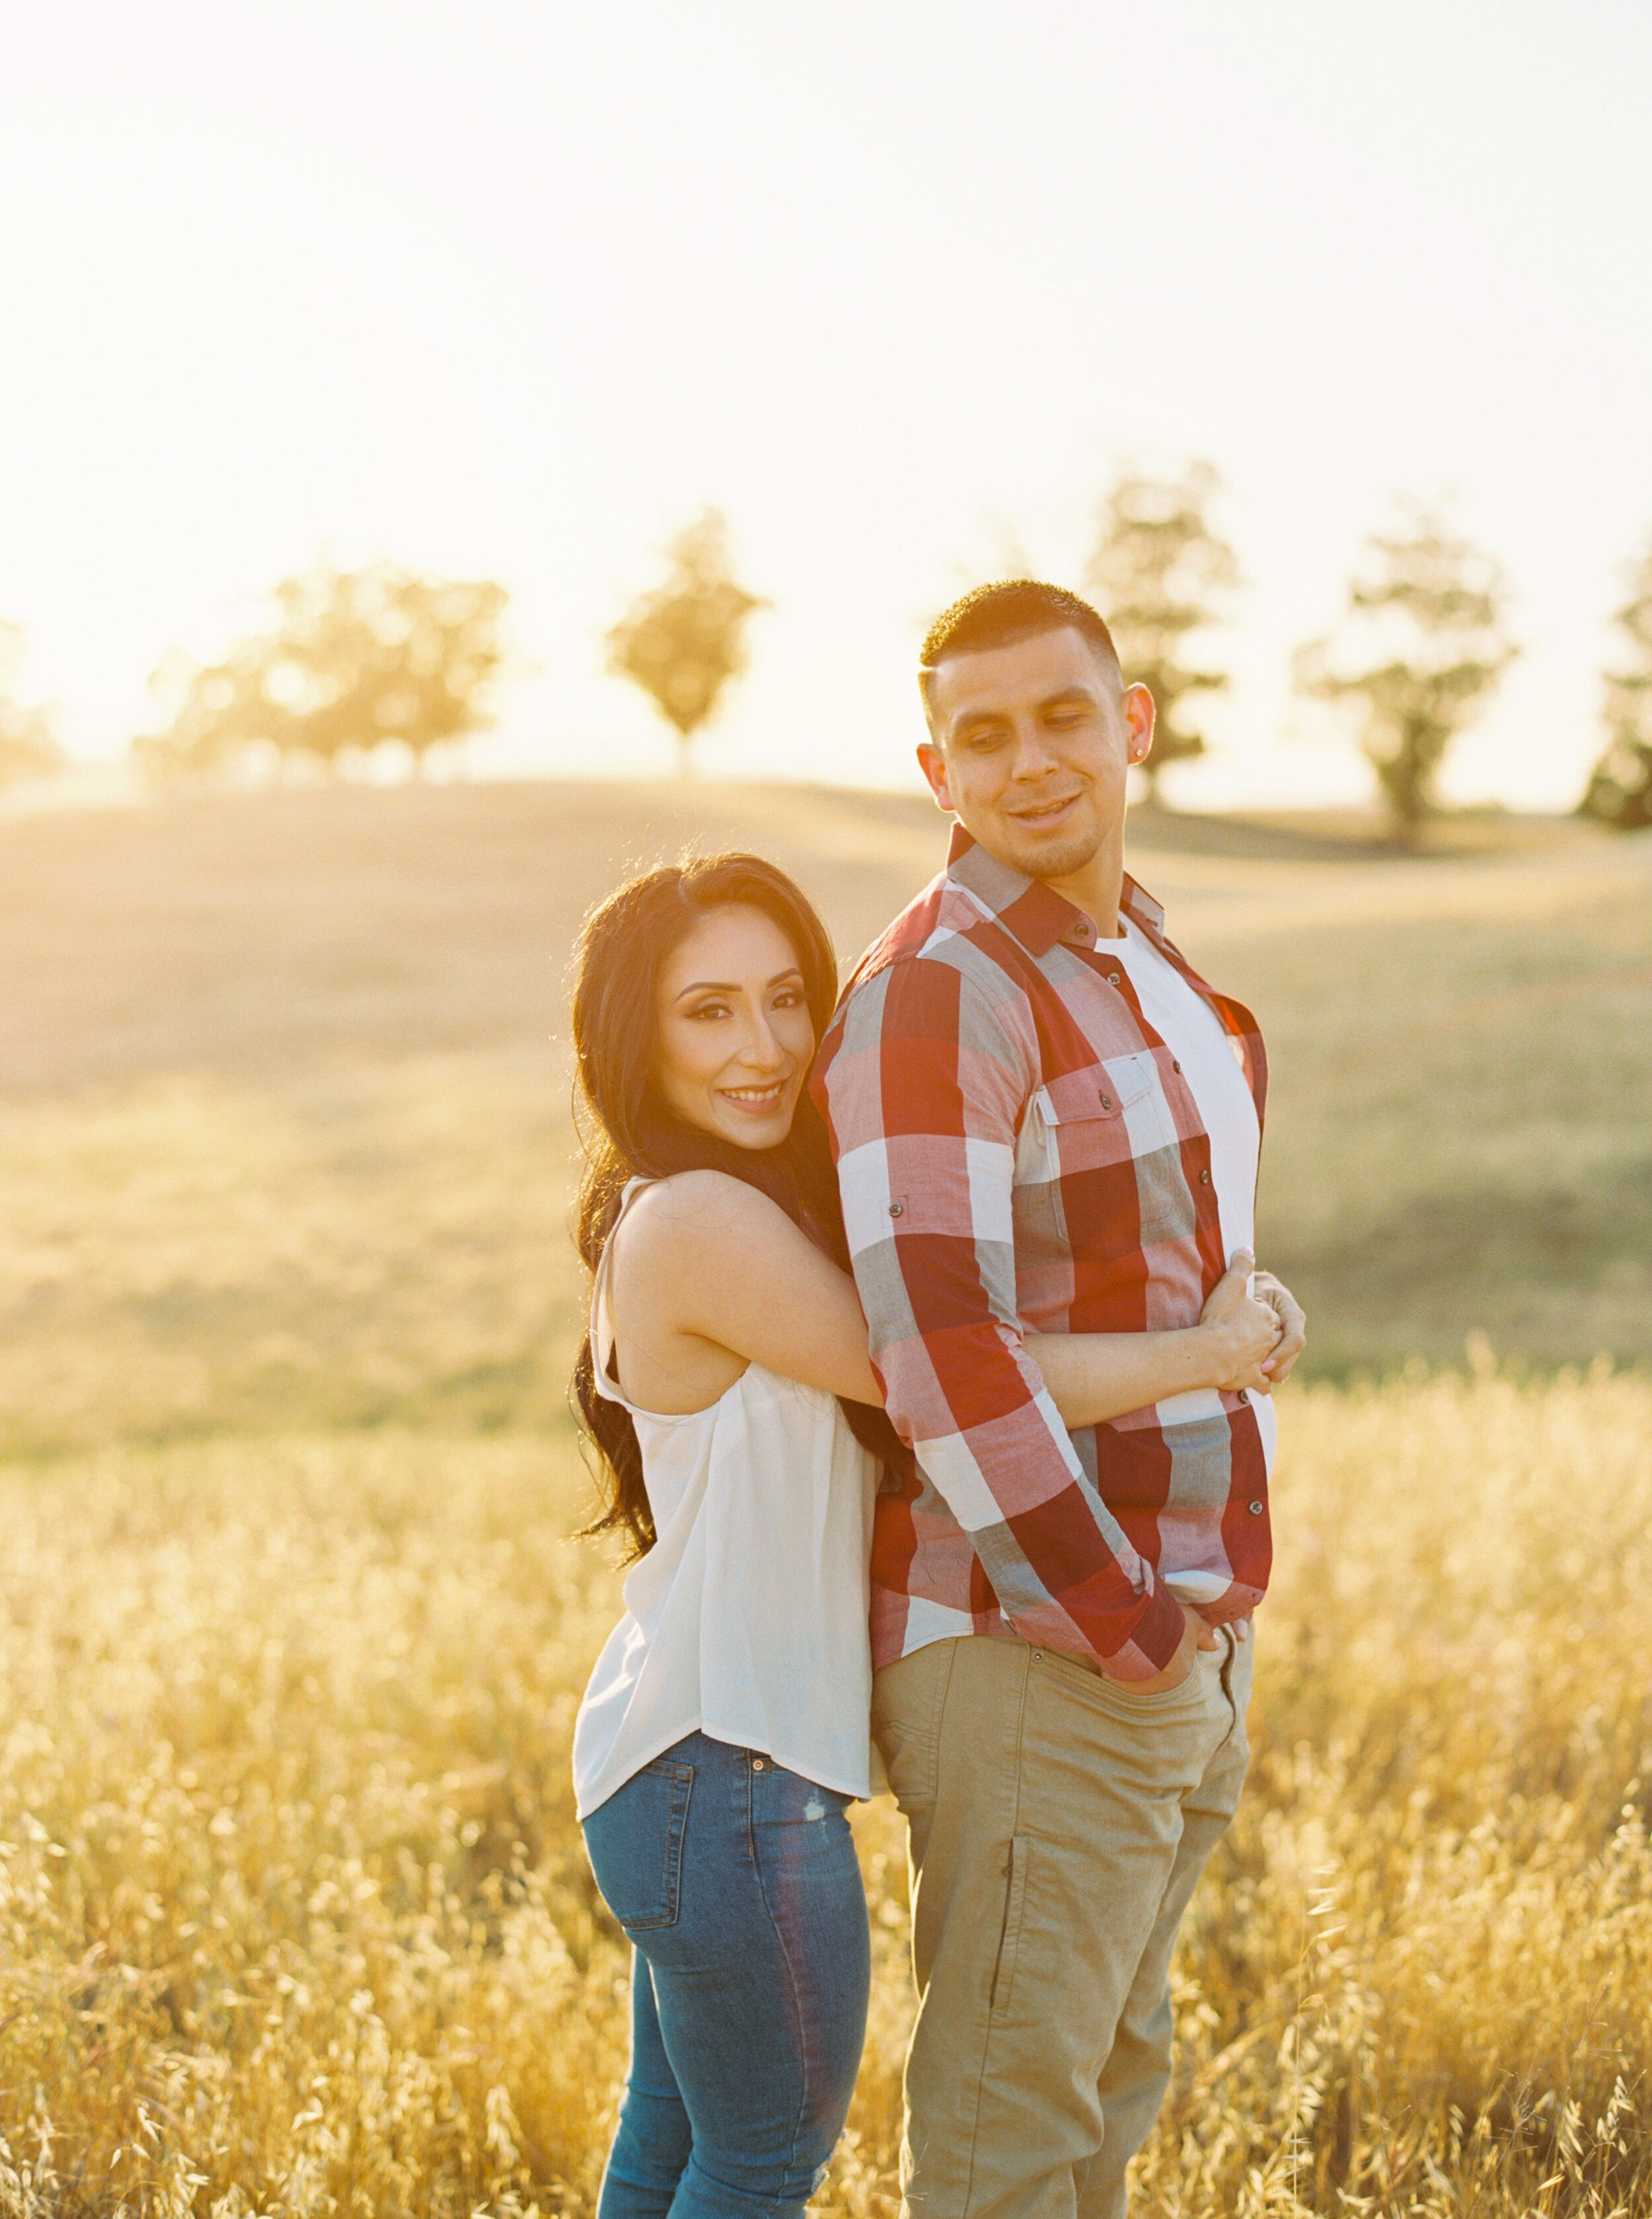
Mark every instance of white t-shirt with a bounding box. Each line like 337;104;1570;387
1103;918;1277;1498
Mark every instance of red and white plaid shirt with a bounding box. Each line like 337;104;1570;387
813;825;1272;1683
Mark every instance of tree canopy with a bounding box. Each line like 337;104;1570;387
136;562;507;784
605;511;765;777
1580;534;1652;830
1296;511;1518;841
0;621;65;789
1084;462;1238;804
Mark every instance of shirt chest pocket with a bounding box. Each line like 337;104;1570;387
1026;1052;1174;1170
1012;1051;1154;1253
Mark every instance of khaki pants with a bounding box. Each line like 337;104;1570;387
871;1629;1252;2219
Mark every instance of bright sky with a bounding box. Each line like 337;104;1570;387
3;0;1650;807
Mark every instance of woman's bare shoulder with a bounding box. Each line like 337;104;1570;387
613;1170;794;1269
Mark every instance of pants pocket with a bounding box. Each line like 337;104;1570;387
989;1834;1031;2022
872;1640;956;1813
583;1758;695;1932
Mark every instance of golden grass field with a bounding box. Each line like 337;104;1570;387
1;782;1650;2215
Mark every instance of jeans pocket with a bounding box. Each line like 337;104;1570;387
583;1758;695;1932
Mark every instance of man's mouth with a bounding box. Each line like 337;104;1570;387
1008;792;1082;829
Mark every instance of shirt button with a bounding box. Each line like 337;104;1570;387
1236;1388;1250;1403
1099;1094;1113;1110
888;1201;903;1217
1107;971;1121;986
1199;1170;1211;1185
1248;1501;1264;1516
1172;1060;1182;1073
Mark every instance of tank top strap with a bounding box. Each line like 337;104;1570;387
589;1178;656;1415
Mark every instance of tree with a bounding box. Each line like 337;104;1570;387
1580;534;1652;830
135;561;507;785
1295;509;1517;843
0;621;65;789
606;511;766;777
1083;462;1238;805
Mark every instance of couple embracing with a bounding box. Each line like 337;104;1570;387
570;580;1308;2219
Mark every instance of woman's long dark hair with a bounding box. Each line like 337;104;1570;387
570;852;856;1561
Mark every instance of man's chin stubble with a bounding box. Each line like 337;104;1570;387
1000;827;1105;885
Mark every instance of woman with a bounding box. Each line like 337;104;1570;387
570;853;1282;2219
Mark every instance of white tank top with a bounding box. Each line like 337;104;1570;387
572;1178;880;1820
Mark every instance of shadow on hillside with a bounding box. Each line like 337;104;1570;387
1274;1159;1652;1380
1126;804;1396;862
791;786;1402;861
1125;803;1608;864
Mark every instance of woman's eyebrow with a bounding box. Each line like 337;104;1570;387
673;967;803;1001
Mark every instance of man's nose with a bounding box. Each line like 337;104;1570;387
1006;718;1060;780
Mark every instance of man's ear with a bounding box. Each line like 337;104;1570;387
917;739;954;813
1123;681;1156;767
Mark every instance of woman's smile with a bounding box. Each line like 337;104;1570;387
720;1079;790;1110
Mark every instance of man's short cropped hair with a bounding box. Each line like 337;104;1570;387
918;580;1123;710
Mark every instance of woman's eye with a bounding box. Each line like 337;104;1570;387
688;1001;730;1021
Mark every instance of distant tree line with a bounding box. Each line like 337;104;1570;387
4;491;1651;838
595;484;1647;841
607;489;1641;839
1084;469;1522;843
1080;480;1647;841
134;562;508;786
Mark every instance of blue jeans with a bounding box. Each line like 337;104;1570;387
582;1732;871;2219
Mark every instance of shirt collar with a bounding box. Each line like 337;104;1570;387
944;821;1166;957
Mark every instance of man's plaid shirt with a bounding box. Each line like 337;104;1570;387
812;825;1272;1684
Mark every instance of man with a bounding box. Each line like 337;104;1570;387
812;581;1306;2218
